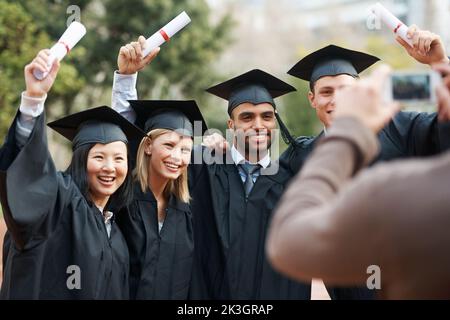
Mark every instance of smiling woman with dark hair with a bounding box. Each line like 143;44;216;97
0;49;144;299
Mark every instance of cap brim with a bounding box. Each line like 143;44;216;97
47;106;145;143
129;100;208;135
206;69;296;100
288;45;380;81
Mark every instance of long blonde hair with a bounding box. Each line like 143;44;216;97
134;129;191;203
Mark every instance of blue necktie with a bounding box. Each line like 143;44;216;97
240;163;261;197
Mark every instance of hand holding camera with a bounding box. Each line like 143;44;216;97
334;65;401;133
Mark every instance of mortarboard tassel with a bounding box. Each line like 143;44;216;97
275;111;297;146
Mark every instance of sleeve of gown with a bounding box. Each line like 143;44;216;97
15;92;46;148
278;136;315;175
111;71;138;123
383;111;450;156
0;109;65;250
266;117;383;285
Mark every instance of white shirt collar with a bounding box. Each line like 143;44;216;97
96;205;114;224
230;145;271;169
323;126;328;135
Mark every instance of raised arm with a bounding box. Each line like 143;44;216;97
16;50;60;147
112;36;160;123
0;51;61;249
396;25;449;66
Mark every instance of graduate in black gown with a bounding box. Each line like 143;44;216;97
279;42;450;299
0;49;144;299
111;37;309;300
111;37;209;299
115;100;208;300
281;44;450;175
189;69;311;300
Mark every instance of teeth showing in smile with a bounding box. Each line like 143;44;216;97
99;176;115;183
165;162;180;170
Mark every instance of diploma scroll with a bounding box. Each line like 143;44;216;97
371;2;413;47
33;21;87;80
142;11;191;57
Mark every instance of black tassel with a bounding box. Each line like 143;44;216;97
275;110;297;146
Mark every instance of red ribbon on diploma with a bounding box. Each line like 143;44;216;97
393;23;402;34
58;41;71;54
159;29;170;41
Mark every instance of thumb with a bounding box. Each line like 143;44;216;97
224;140;230;152
396;36;412;51
143;47;160;65
48;59;60;80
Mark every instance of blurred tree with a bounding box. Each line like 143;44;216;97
279;78;321;139
0;0;86;140
84;0;233;119
365;35;416;69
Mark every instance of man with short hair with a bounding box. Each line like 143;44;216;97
281;27;450;175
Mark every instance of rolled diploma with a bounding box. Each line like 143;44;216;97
371;2;413;47
33;21;87;80
142;11;191;57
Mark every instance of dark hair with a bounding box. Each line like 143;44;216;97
64;143;134;210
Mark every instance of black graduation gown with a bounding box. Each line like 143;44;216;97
116;183;194;300
0;113;129;299
281;111;450;174
189;148;311;300
188;156;228;300
279;111;450;300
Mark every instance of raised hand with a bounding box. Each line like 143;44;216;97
396;25;449;66
24;49;60;98
202;132;230;153
117;36;160;75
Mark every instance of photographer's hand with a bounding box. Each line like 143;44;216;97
396;25;449;66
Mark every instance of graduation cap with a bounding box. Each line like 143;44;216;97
47;106;145;150
288;45;380;89
206;69;297;145
129;100;208;137
206;69;296;115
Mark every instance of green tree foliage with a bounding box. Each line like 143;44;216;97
89;0;233;103
0;0;48;138
0;0;86;140
279;78;322;139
